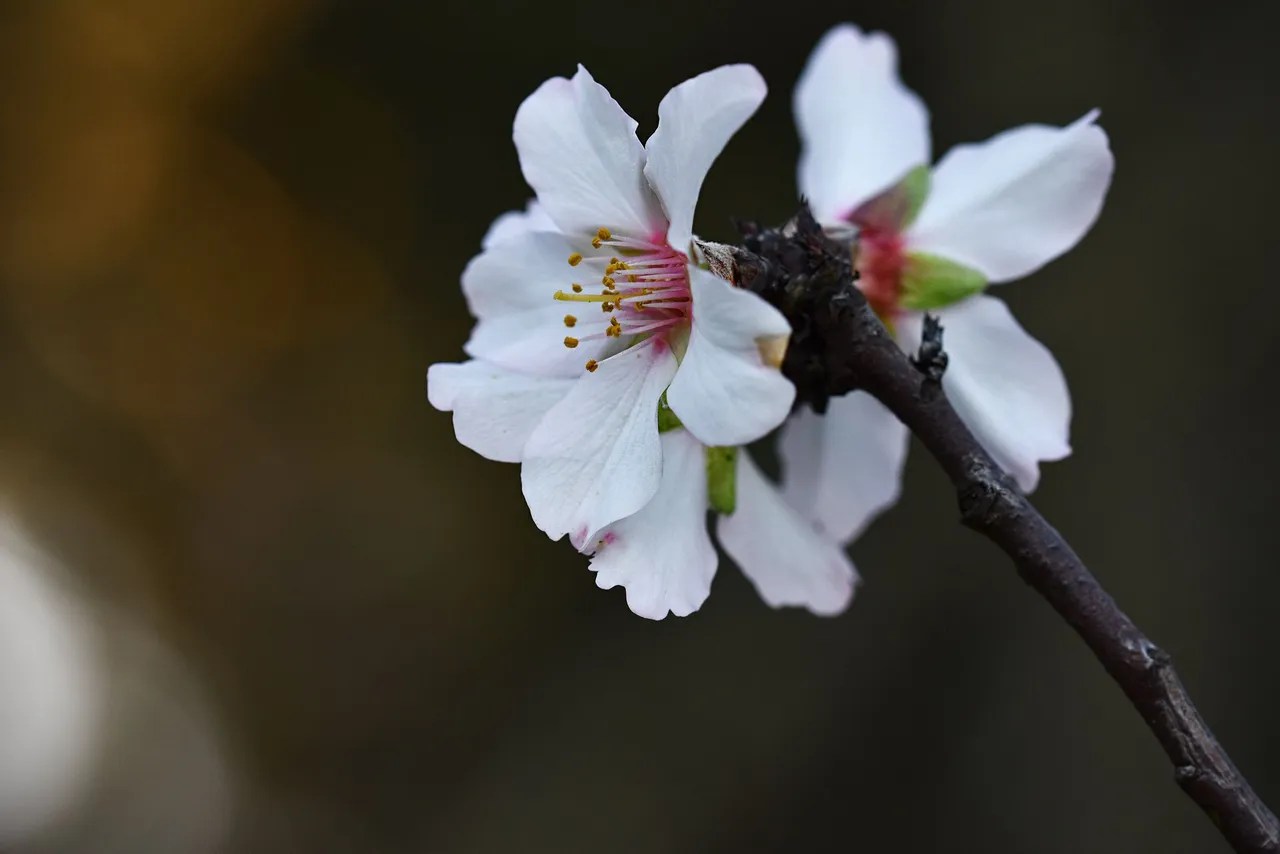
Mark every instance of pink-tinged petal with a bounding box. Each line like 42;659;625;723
717;450;858;615
461;230;606;377
589;429;716;620
666;267;795;447
898;297;1070;492
778;392;909;545
427;360;575;464
795;24;931;222
521;338;678;547
644;65;767;251
481;199;557;249
513;66;664;239
908;110;1114;282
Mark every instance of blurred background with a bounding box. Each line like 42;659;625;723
0;0;1276;851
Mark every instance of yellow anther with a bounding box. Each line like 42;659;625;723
627;274;638;283
564;336;579;348
602;276;616;287
606;326;620;338
605;264;618;276
564;315;578;328
591;236;602;248
585;359;599;373
568;253;583;266
602;301;615;312
597;227;612;241
571;283;583;293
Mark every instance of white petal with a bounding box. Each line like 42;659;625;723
521;338;678;548
461;230;606;377
513;66;665;239
778;392;909;544
908;110;1114;282
589;429;716;620
643;65;767;251
481;199;557;249
717;451;857;615
665;267;795;447
898;297;1070;492
794;24;931;222
427;360;575;464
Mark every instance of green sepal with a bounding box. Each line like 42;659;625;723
899;252;987;311
852;165;931;232
897;165;931;228
657;392;683;433
705;446;738;515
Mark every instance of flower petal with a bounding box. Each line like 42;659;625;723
513;66;664;239
644;64;767;251
794;24;931;222
521;338;678;547
589;429;717;620
898;297;1070;491
908;110;1114;282
481;199;557;249
665;267;795;447
717;450;857;616
427;360;575;463
461;230;607;377
778;392;909;544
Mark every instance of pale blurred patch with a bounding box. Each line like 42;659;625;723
0;514;103;845
0;484;238;854
24;617;237;854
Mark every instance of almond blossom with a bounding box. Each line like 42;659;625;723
430;64;852;618
780;24;1115;546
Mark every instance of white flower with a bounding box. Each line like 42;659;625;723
431;64;826;618
781;23;1115;544
588;430;857;619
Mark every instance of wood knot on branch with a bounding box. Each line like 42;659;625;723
731;204;883;414
957;455;1024;531
912;313;949;386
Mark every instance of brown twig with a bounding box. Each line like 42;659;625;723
730;205;1280;853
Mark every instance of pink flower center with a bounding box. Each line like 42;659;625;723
852;221;906;322
555;227;691;372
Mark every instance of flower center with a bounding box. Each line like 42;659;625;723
852;222;906;323
554;228;691;372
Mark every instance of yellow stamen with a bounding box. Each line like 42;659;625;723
601;276;616;287
585;359;599;372
597;227;612;241
591;236;602;248
602;302;615;312
555;289;621;304
564;336;579;348
563;315;577;328
568;253;583;266
571;283;583;293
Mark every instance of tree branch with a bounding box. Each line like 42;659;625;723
731;206;1280;854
